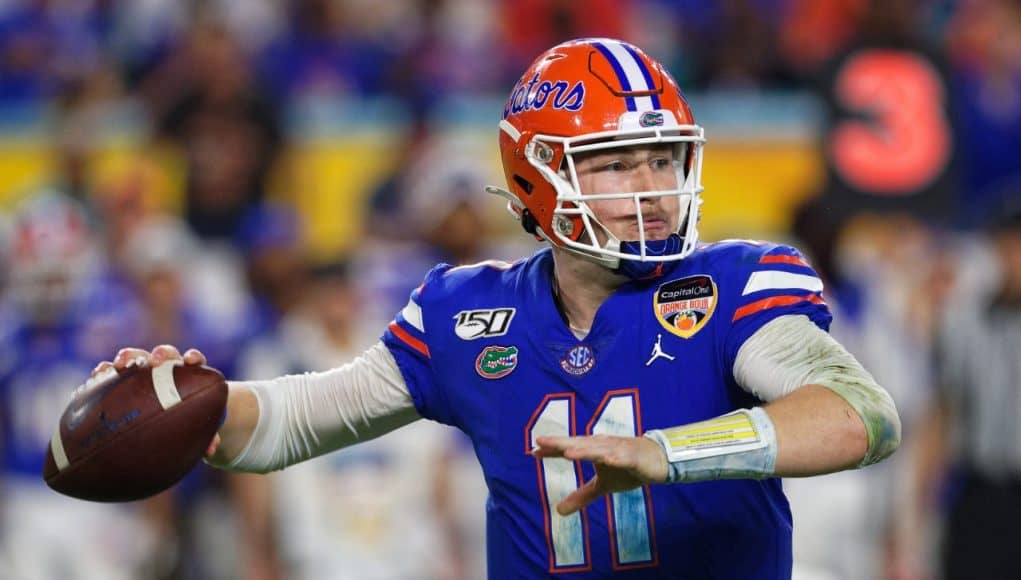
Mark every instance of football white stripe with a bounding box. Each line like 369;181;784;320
401;299;425;332
152;361;183;409
742;271;824;296
50;426;70;471
600;40;655;111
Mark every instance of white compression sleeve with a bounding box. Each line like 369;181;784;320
733;314;901;466
222;341;421;473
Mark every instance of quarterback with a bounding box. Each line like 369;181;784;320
96;39;900;578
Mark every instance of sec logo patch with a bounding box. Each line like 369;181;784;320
560;345;595;376
653;275;717;338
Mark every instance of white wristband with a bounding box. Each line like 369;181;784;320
644;407;778;483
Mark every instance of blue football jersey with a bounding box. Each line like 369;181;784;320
382;241;831;579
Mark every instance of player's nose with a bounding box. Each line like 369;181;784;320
631;163;659;193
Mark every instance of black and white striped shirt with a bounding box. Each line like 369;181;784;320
937;243;1021;479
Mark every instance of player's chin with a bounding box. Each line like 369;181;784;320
636;224;674;241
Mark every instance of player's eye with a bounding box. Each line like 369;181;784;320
598;160;629;173
649;157;674;170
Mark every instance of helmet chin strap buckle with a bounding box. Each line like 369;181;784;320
614;234;685;280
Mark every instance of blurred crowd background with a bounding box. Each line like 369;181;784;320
0;0;1019;579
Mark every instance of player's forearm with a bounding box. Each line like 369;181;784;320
209;342;420;474
765;384;867;476
642;387;870;483
734;314;901;468
645;315;900;483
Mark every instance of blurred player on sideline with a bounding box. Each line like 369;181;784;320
0;192;154;580
94;39;901;578
239;261;479;579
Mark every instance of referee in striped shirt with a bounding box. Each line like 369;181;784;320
904;203;1021;580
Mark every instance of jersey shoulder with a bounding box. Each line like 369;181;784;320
692;239;808;271
418;255;536;308
689;239;829;326
384;251;545;358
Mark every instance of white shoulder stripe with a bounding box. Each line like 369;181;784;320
446;259;514;273
742;271;823;296
401;299;425;332
152;361;183;409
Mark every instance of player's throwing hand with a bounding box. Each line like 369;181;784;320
533;434;669;515
90;344;219;457
91;344;207;377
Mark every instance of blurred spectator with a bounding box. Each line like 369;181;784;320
364;118;434;239
0;0;109;103
383;0;502;114
116;215;280;580
704;0;794;89
778;0;869;78
356;146;522;328
236;201;309;343
624;0;793;89
499;0;631;83
945;0;1021;227
142;19;282;241
119;217;237;368
0;191;152;580
893;200;1021;580
786;200;945;580
257;0;397;102
237;260;481;580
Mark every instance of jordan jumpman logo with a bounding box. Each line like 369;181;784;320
645;333;676;366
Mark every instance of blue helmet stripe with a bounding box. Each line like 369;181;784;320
592;42;637;112
623;44;661;110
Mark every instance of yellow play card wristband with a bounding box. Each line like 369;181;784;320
644;408;777;483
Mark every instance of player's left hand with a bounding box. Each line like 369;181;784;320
533;434;668;515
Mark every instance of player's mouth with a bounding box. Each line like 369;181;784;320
638;216;671;240
605;214;674;241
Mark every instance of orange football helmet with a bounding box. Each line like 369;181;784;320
487;38;705;275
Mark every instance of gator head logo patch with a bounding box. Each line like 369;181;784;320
654;275;717;338
639;111;664;127
476;345;519;379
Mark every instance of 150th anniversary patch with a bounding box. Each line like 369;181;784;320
653;275;717;338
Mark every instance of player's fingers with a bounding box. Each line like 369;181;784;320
113;347;151;370
560;437;623;463
91;360;114;378
534;435;572;449
205;433;221;459
556;476;604;516
149;344;183;366
534;435;601;454
532;435;572;457
182;348;207;366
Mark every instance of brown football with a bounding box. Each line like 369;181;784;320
43;362;228;502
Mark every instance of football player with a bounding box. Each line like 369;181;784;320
1;192;153;580
96;39;901;578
